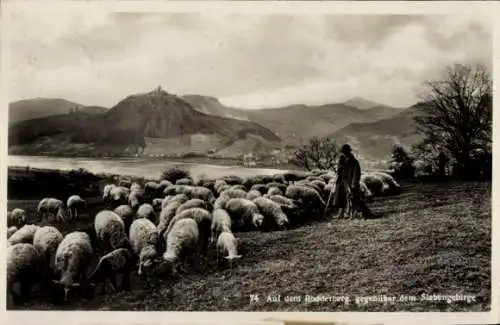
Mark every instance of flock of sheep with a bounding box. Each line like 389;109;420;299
6;168;400;307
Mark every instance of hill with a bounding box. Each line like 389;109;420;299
343;96;386;110
8;89;281;157
182;94;249;121
329;104;425;161
239;103;402;145
8;98;107;124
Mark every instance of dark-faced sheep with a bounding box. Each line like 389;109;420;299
53;232;93;302
33;226;63;278
144;181;161;198
252;197;290;230
165;207;212;255
224;198;264;230
67;195;87;220
152;198;163;212
161;218;201;275
8;224;40;246
7;208;27;228
211;208;232;244
37;198;65;223
129;218;159;276
87;248;134;296
136;203;157;225
109;186;129;208
94;210;132;253
7;243;45;304
216;231;242;268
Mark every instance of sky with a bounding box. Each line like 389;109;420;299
8;11;493;109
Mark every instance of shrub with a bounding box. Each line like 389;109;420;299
160;167;191;183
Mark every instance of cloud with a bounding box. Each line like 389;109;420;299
8;11;493;109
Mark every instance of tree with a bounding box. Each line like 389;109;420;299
292;136;339;171
389;144;415;179
414;63;492;180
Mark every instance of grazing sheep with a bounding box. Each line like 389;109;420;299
129;218;159;275
359;180;374;201
246;190;262;201
306;175;323;182
267;195;300;209
211;208;232;244
164;184;192;196
152;198;163;212
217;184;231;195
94;210;131;253
360;173;390;196
251;174;274;185
176;178;194;186
176;199;212;215
319;172;336;184
161;218;201;274
266;182;288;192
253;197;290;230
285;184;326;212
109;186;129;207
144;181;161;197
7;243;45;304
165;207;212;255
130;182;142;192
373;171;400;190
309;180;326;192
250;184;268;195
162;193;189;210
87;248;133;295
128;189;144;210
196;178;216;192
294;180;323;197
229;184;247;192
114;205;135;234
7;226;18;239
8;224;40;246
7;208;27;228
183;186;216;204
267;186;283;196
103;184;116;201
220;175;245;185
224;198;265;229
216;231;242;267
282;171;309;183
158;180;173;192
67;195;87;220
33;226;63;277
53;232;93;302
272;173;287;184
37;198;65;223
136;203;157;225
214;188;248;210
157;201;183;241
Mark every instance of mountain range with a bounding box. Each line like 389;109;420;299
8;90;422;161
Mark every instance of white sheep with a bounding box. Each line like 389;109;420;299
161;193;189;210
114;204;135;234
94;210;131;252
214;179;229;195
130;182;142;192
360;173;390;196
129;218;159;275
161;218;201;274
87;248;134;295
176;199;212;215
109;186;130;207
373;171;400;190
33;226;63;277
211;208;232;244
37;198;65;223
128;189;144;210
216;231;242;267
136;203;157;225
224;198;264;229
53;231;93;302
229;184;247;192
103;184;116;201
156;200;184;239
246;190;262;201
214;188;248;210
250;184;268;195
7;243;45;304
176;178;194;186
165;207;212;255
253;197;290;230
7;226;18;239
67;195;87;220
7;208;27;228
8;224;40;246
164;184;193;196
267;186;283;196
285;184;326;211
183;186;216;204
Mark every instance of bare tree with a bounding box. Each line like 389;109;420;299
292;136;339;171
414;63;492;179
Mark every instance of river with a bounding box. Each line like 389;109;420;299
8;155;290;180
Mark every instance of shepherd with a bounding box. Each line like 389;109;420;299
331;143;362;219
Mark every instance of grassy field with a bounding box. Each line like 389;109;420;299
7;173;491;311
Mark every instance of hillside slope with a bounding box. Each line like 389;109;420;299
9;98;107;124
182;94;249;121
8;90;281;157
329;105;424;161
343;96;385;110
